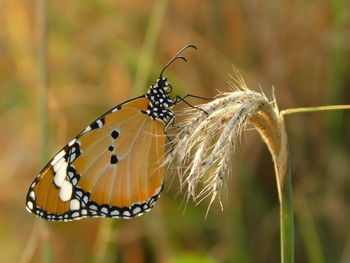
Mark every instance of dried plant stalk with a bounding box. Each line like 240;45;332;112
167;72;293;262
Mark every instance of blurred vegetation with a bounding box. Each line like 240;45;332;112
1;0;349;262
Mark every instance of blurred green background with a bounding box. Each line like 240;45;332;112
1;0;350;262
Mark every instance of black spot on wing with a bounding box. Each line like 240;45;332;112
111;130;119;139
108;145;114;152
110;154;118;164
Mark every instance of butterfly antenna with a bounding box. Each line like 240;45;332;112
160;44;197;77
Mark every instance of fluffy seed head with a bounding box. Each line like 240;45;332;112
167;71;289;214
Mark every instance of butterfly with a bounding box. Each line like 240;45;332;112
26;45;198;221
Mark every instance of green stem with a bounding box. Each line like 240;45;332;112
280;160;294;263
273;115;294;263
279;103;350;263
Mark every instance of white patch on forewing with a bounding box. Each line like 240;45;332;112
59;180;73;201
70;199;80;211
50;150;66;166
53;158;68;187
112;107;120;113
68;138;77;147
83;126;92;133
96;119;103;128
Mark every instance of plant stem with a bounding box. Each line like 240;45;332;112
278;103;350;262
275;116;294;263
280;159;294;263
280;105;350;116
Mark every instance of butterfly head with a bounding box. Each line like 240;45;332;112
145;45;197;123
146;76;174;107
143;76;175;123
157;76;172;94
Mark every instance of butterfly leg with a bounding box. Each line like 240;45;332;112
178;94;213;102
163;117;176;152
174;95;210;116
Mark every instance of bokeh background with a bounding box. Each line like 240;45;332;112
1;0;350;262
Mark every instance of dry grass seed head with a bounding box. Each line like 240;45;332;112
167;72;287;214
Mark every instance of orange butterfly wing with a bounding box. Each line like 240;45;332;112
26;97;166;221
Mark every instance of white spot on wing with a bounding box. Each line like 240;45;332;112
68;152;76;163
68;171;74;178
27;201;34;210
111;210;119;216
59;180;73;201
53;159;68;187
68;138;76;147
50;150;66;166
70;199;80;211
72;212;79;218
29;191;35;200
83;196;89;203
89;204;97;210
123;211;131;217
71;178;78;185
96;119;103;128
133;207;141;215
83;126;92;133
